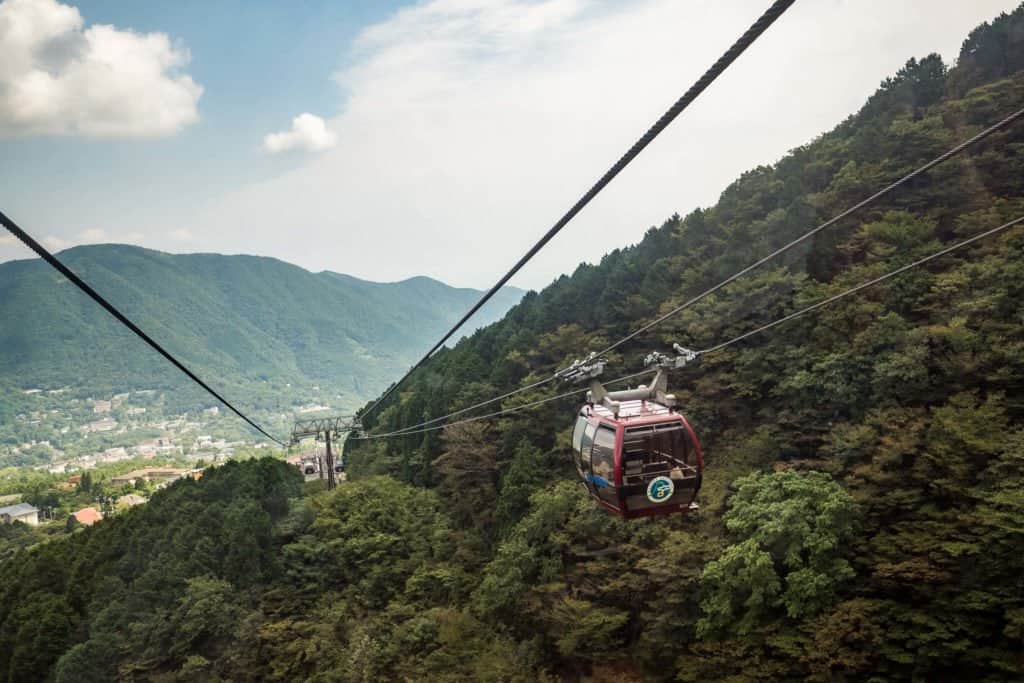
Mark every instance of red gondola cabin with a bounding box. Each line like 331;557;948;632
571;399;703;518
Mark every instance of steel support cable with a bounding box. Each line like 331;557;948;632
696;214;1024;355
354;370;655;440
360;0;797;420
0;210;287;447
356;104;1024;439
591;104;1024;358
363;374;557;438
354;215;1022;439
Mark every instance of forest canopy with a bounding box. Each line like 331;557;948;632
2;4;1024;682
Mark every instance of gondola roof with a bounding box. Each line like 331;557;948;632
587;399;676;422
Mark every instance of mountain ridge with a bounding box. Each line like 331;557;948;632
2;5;1024;680
0;243;524;413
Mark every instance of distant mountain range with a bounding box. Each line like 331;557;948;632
0;244;524;411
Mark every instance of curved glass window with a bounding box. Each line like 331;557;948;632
572;415;587;453
592;426;618;505
578;422;597;482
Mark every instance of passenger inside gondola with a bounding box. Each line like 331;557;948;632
621;423;700;512
621;426;699;486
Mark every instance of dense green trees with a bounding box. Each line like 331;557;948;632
0;459;303;681
0;248;524;424
697;471;857;637
344;5;1024;680
1;5;1024;681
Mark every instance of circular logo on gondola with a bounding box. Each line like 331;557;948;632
647;476;674;503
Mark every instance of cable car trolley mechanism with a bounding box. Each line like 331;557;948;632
290;415;360;490
560;345;703;519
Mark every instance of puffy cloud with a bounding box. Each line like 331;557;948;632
42;235;68;249
0;0;202;138
0;227;145;255
262;113;337;154
131;0;1024;286
78;227;105;241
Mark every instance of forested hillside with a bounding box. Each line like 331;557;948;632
1;6;1023;682
0;245;522;413
348;5;1024;679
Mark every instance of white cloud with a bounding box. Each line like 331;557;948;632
262;113;337;154
0;228;146;255
42;235;68;249
0;233;29;260
78;227;105;241
0;0;202;138
164;0;1024;287
168;228;194;242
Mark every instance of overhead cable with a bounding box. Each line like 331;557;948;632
0;210;287;447
357;104;1024;437
354;370;654;440
696;214;1024;355
360;0;797;419
355;214;1023;439
591;104;1024;357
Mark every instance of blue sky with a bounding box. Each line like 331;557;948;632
2;0;1021;288
2;0;403;249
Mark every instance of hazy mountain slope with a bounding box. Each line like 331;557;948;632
343;6;1024;680
2;6;1024;683
322;271;528;349
0;245;523;408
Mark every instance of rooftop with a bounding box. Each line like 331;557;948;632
72;507;103;525
0;503;38;517
587;399;677;422
111;467;188;481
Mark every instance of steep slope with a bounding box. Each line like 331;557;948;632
1;6;1024;683
0;245;523;411
323;271;527;350
344;5;1024;680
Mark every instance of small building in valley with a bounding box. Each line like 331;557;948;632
72;507;103;526
117;494;148;510
0;503;39;527
110;467;188;487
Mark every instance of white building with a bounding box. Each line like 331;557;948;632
0;503;40;527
